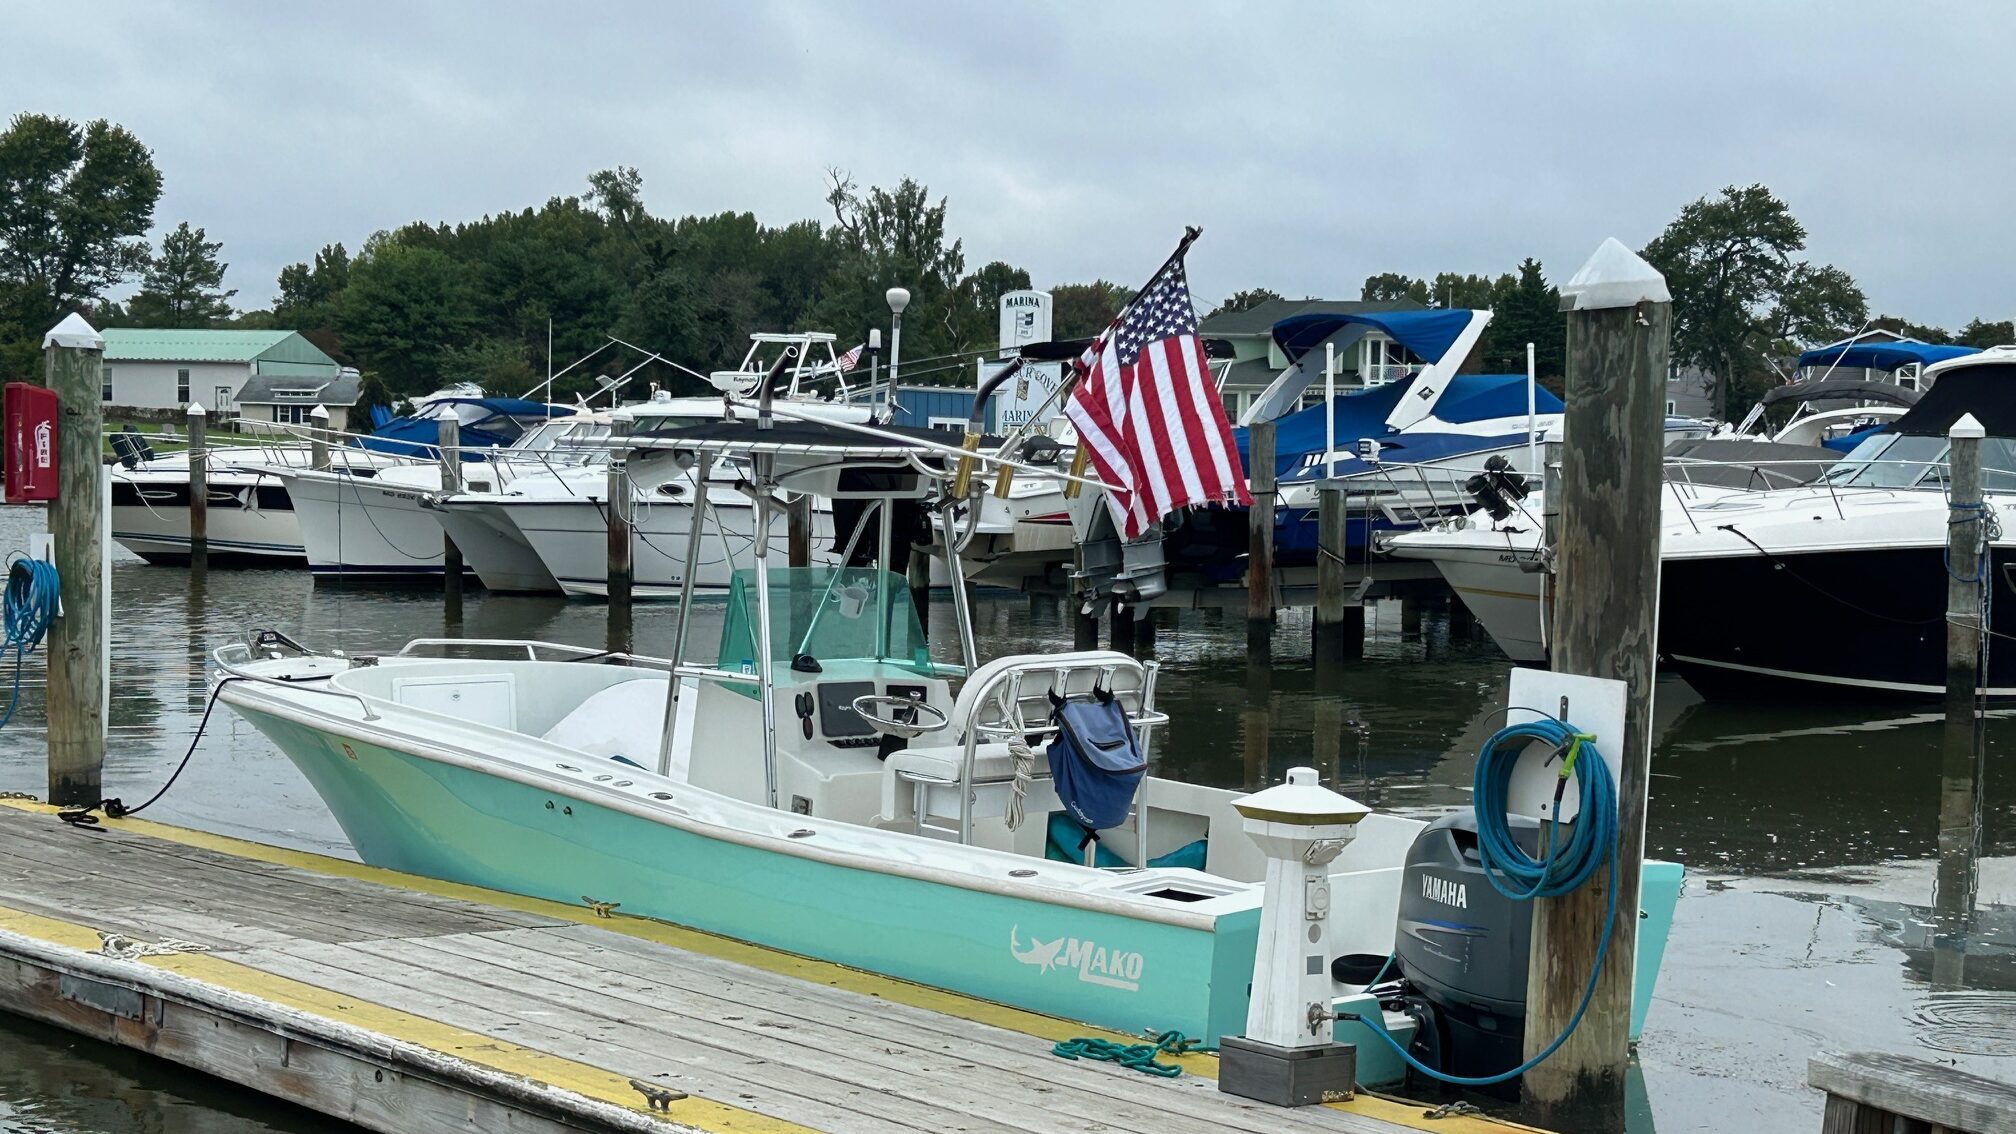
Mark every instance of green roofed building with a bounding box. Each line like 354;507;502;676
99;329;340;417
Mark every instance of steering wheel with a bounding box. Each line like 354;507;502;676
849;693;950;739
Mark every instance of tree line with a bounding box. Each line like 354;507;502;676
0;112;2005;419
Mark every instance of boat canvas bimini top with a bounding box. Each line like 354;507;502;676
213;395;1681;1076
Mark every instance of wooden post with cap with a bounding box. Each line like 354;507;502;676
1521;238;1669;1128
438;418;463;619
1934;412;1987;984
186;400;208;574
309;404;330;470
606;418;633;651
41;315;107;806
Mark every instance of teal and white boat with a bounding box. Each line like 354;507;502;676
215;407;1681;1083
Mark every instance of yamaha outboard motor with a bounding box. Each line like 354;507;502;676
1391;808;1544;1091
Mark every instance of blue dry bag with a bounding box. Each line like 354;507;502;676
1047;691;1146;836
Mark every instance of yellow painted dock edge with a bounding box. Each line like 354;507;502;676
0;798;1540;1134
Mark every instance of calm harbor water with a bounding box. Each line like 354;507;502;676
0;505;2010;1132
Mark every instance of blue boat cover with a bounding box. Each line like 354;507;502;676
358;398;575;460
1795;340;1978;373
1271;309;1477;365
1233;374;1562;478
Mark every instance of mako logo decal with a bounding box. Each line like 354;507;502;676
1009;926;1143;991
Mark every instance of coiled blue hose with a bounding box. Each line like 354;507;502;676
1348;715;1620;1088
1;556;60;729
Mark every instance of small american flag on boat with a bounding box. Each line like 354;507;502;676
835;342;865;372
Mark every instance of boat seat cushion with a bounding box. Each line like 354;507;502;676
880;742;1046;823
887;742;1027;784
540;678;670;765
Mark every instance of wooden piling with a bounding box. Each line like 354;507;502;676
786;493;812;569
309;403;331;470
1109;606;1136;654
1934;413;1987;978
438;419;463;620
186;402;208;574
1313;484;1363;658
1134;607;1158;655
605;420;633;651
1522;243;1670;1125
1247;420;1276;640
1071;545;1099;650
41;318;107;807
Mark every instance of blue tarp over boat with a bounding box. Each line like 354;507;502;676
1232;374;1562;479
359;398;574;460
1795;340;1978;373
1270;309;1476;366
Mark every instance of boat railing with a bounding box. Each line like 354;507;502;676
212;643;383;721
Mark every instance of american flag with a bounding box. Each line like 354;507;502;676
835;342;865;372
1064;245;1251;539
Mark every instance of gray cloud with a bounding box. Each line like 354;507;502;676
5;1;2011;326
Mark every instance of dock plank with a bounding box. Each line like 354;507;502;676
389;929;1255;1134
0;803;1524;1134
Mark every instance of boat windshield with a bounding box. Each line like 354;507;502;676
1822;432;2016;492
715;567;934;692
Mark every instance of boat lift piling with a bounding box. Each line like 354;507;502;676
41;316;108;807
1313;484;1364;659
437;418;464;623
605;417;634;653
1934;412;1988;982
1247;419;1278;644
185;400;208;574
1521;239;1670;1128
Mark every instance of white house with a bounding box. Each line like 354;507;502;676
100;329;341;417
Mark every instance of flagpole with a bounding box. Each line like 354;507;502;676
1000;226;1204;459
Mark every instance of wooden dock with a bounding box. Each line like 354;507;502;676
0;800;1537;1134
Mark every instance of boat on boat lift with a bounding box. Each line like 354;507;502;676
214;402;1682;1062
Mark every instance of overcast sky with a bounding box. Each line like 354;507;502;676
6;2;2012;327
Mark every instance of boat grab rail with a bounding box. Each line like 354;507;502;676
212;643;382;721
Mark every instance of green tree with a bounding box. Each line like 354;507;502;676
338;234;479;395
1957;318;2012;349
1208;288;1284;318
812;171;975;379
438;336;539;393
1642;184;1864;417
1868;315;1952;343
126;221;236;327
1361;273;1428;305
1486;259;1563;382
353;372;396;425
1050;280;1132;339
0;113;161;374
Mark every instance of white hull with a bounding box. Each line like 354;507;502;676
432;502;557;592
110;467;305;562
277;468;457;579
497;489;839;598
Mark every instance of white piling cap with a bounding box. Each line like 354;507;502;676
42;313;104;350
310;404;330;421
185;400;208;417
1951;412;1986;440
1233;767;1370;826
1560;237;1671;311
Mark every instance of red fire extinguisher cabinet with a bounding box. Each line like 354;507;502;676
3;382;59;504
